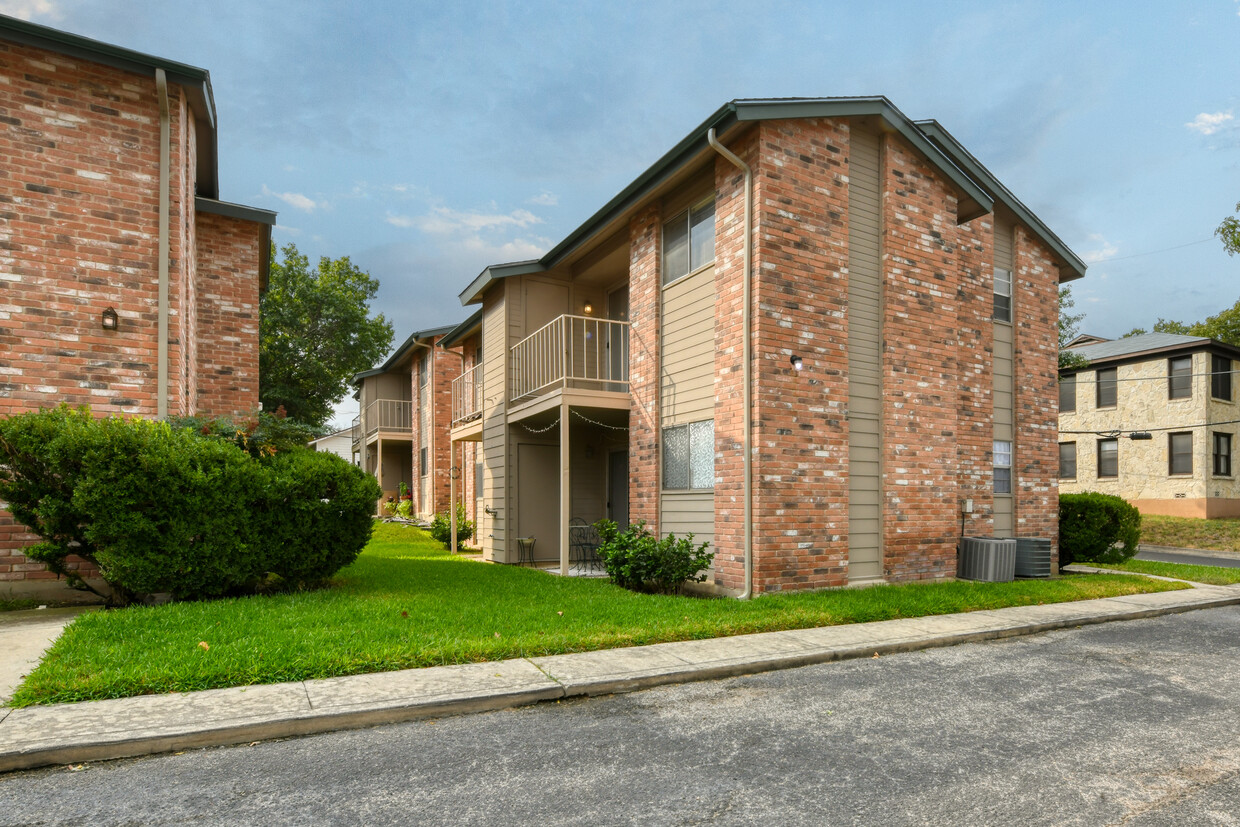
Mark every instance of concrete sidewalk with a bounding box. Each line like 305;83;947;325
2;580;1238;774
0;607;95;706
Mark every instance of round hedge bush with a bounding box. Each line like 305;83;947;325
1059;492;1141;567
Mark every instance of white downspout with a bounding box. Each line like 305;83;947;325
155;69;171;419
707;128;754;600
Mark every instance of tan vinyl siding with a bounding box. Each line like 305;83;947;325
993;213;1015;536
660;265;715;425
847;122;883;580
660;263;715;544
661;490;715;549
481;288;508;560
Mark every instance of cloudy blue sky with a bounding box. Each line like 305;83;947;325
5;0;1240;428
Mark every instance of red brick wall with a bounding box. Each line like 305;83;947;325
1013;226;1060;562
627;204;662;529
878;131;963;582
194;211;261;417
955;216;997;537
430;338;462;514
0;38;265;593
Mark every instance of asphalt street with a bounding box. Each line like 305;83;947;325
3;606;1239;826
1137;548;1240;569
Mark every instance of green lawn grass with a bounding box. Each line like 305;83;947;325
1140;514;1240;552
11;522;1188;707
1088;558;1240;586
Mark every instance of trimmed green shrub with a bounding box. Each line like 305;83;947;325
594;519;714;594
1059;492;1142;567
257;449;380;585
0;406;380;604
428;502;474;548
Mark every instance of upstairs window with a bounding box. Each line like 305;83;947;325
1096;368;1117;409
1097;438;1119;478
993;268;1012;322
1168;356;1192;400
1059;374;1076;413
1212;355;1232;401
1169;432;1193;476
993;440;1012;494
663;198;715;285
419;353;429;388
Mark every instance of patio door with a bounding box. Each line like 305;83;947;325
608;449;629;528
607;285;629;388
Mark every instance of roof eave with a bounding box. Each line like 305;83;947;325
438;308;484;348
914;119;1087;282
0;14;221;198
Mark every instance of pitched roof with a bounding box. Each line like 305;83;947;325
459;96;1088;305
0;13;220;198
1061;332;1240;369
352;324;460;382
460;96;1006;305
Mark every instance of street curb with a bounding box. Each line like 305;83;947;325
2;587;1239;774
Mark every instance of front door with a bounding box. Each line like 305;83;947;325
608;450;629;528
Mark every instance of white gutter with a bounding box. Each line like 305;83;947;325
707;128;754;600
155;68;171;418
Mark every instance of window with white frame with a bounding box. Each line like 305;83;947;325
662;419;715;490
662;198;715;286
994;440;1012;494
993;267;1012;322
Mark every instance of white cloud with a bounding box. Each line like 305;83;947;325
0;0;61;21
386;206;543;235
1082;233;1118;264
528;191;558;206
261;185;324;212
1185;111;1233;135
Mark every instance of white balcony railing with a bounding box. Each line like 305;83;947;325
451;363;483;426
351;414;362;449
358;399;413;439
510;314;630;402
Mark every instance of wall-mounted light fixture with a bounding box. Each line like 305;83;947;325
101;307;119;331
583;302;595;315
789;355;803;371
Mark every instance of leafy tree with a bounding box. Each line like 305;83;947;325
1133;302;1240;347
260;243;394;429
1218;202;1240;257
1058;286;1088;369
1120;327;1147;338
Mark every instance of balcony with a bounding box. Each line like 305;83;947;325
450;363;484;442
509;314;630;420
352;398;413;449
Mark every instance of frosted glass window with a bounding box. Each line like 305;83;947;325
663;425;690;489
662;419;715;490
689;420;715;489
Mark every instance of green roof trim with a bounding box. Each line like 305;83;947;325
0;14;220;198
914;119;1087;282
460;97;1001;305
438;308;483;349
352;324;461;383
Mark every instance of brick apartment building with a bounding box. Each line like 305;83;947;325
0;16;275;598
447;98;1086;595
352;323;481;521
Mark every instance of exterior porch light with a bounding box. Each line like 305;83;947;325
101;306;119;331
583;301;594;315
789;355;803;371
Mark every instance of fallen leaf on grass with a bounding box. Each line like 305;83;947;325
494;632;501;638
198;641;210;651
